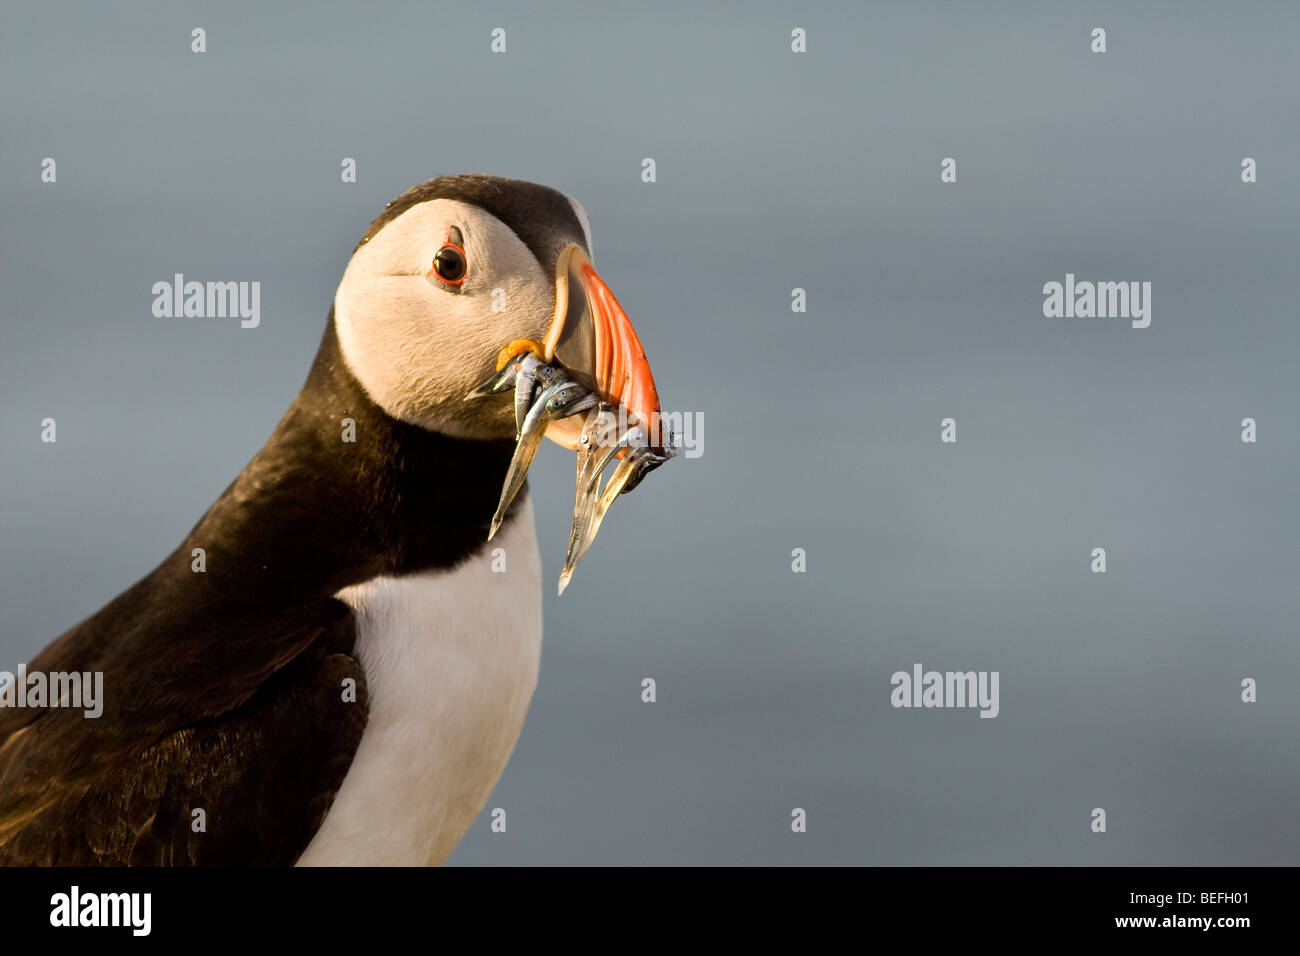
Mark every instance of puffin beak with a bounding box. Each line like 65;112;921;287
470;243;677;593
538;245;663;450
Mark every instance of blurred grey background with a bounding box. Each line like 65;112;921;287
2;1;1297;864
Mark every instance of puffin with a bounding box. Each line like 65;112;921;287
0;174;672;865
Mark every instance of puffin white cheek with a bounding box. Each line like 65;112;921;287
482;274;557;344
352;281;438;353
337;279;441;406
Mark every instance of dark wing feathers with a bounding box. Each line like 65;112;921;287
0;599;368;866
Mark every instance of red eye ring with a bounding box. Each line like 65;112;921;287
430;243;468;287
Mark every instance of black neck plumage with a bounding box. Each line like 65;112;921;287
182;314;518;608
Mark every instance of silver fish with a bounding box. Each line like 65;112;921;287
466;358;677;590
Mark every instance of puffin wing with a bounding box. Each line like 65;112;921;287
0;597;368;866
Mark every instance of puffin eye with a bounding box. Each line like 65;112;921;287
431;243;468;287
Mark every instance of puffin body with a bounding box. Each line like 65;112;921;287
0;175;666;865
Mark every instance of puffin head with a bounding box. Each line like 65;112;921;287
333;174;662;446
